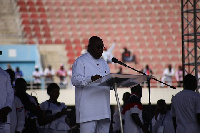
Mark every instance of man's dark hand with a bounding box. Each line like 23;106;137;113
60;108;68;115
91;75;102;81
0;106;12;123
55;108;68;119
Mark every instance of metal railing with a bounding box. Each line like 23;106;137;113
24;76;73;90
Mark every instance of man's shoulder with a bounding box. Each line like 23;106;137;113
173;90;200;100
40;100;48;105
172;90;185;98
0;67;9;77
99;57;107;62
75;53;88;61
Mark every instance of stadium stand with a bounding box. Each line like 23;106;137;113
0;0;182;87
0;0;23;44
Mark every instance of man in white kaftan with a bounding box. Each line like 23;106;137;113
72;36;111;133
0;67;14;133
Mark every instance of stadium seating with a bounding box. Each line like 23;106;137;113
16;0;182;80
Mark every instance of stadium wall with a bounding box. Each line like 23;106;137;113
0;44;42;82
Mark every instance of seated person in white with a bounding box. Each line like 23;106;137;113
39;83;70;133
32;65;43;84
161;64;175;87
44;65;55;84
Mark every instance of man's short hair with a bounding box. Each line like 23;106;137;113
183;74;197;90
15;78;27;86
131;84;142;93
47;83;60;95
88;36;103;46
157;99;166;106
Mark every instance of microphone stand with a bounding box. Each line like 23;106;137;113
113;82;124;133
112;58;176;133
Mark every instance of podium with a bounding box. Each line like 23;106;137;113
89;73;151;88
88;73;152;133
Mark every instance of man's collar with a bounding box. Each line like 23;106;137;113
87;52;100;61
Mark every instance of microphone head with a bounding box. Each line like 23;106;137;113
112;57;118;63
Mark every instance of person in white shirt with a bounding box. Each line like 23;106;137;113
161;64;175;87
151;99;175;133
112;92;130;133
44;65;55;86
15;78;41;133
32;65;43;83
5;69;25;133
72;36;111;133
0;67;14;133
56;65;67;87
102;40;116;63
175;65;183;87
171;74;200;133
32;65;43;89
39;83;70;133
122;84;149;133
10;96;25;133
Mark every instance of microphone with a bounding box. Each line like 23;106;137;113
111;57;119;63
112;57;127;67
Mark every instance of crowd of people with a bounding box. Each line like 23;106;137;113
112;73;200;133
0;36;199;133
6;64;73;89
1;67;77;133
